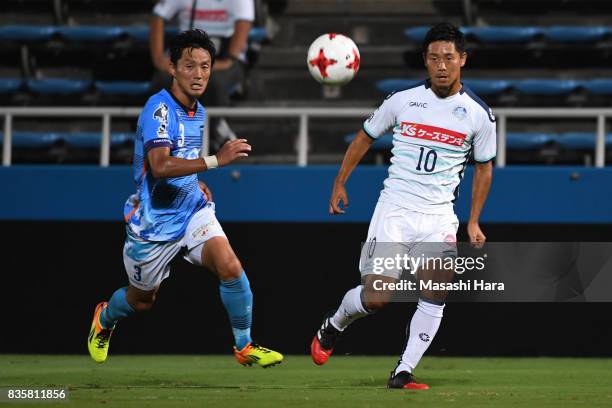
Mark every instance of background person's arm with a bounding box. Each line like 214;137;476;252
214;20;253;71
149;15;171;73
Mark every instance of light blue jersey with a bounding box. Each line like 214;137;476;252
124;89;207;241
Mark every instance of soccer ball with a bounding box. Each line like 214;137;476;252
307;33;360;85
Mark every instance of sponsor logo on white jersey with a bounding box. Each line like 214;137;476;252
453;106;467;120
409;101;428;108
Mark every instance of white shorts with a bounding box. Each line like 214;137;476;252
123;202;227;291
359;200;459;279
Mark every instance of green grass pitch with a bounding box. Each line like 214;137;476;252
1;355;611;407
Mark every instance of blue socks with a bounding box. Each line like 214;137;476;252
219;272;253;350
100;287;135;329
99;275;253;350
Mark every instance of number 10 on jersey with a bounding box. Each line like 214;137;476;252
416;147;437;172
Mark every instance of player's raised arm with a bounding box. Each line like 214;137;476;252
147;139;252;179
329;129;375;214
468;161;492;248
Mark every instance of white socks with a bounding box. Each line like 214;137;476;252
329;288;444;374
395;298;445;375
330;285;371;331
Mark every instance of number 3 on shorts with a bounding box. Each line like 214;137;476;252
133;265;142;282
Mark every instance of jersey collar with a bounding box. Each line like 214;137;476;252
165;88;198;118
425;79;464;101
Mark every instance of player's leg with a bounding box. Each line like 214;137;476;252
195;236;283;367
311;201;404;365
201;236;252;349
88;232;179;363
311;273;395;366
100;285;157;327
388;274;450;389
183;204;282;367
389;214;458;389
310;281;372;366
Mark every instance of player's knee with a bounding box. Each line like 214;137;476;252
131;293;156;312
420;290;447;303
363;300;388;311
132;299;155;313
127;286;157;312
216;257;243;280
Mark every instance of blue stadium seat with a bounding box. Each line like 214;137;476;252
404;26;471;42
403;26;430;42
123;26;150;42
344;132;393;150
57;26;125;42
462;79;512;96
125;25;268;43
61;132;102;149
0;25;58;41
375;79;421;95
0;24;267;44
125;26;179;42
27;79;92;94
583;79;612;95
0;78;23;93
514;79;581;96
0;132;61;148
61;132;136;149
506;132;555;150
110;132;136;145
405;25;611;44
545;26;608;43
555;132;612;150
556;132;597;150
95;81;151;95
165;26;180;38
248;27;268;42
470;26;542;43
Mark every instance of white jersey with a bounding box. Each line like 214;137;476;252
364;79;497;215
153;0;254;37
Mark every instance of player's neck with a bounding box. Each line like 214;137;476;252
430;79;462;99
169;85;197;111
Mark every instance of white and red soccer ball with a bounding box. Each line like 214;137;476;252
307;33;360;85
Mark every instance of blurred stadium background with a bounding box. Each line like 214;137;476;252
1;0;612;398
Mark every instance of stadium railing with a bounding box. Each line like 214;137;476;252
0;107;609;168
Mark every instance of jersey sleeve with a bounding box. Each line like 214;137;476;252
362;94;397;139
233;0;255;22
142;100;177;152
153;0;184;21
472;107;497;163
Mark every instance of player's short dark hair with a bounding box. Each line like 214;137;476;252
422;22;466;55
169;29;217;66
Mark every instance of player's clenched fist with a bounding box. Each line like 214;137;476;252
329;182;349;215
216;139;252;166
467;222;486;249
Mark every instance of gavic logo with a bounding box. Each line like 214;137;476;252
409;101;428;108
399;122;466;147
